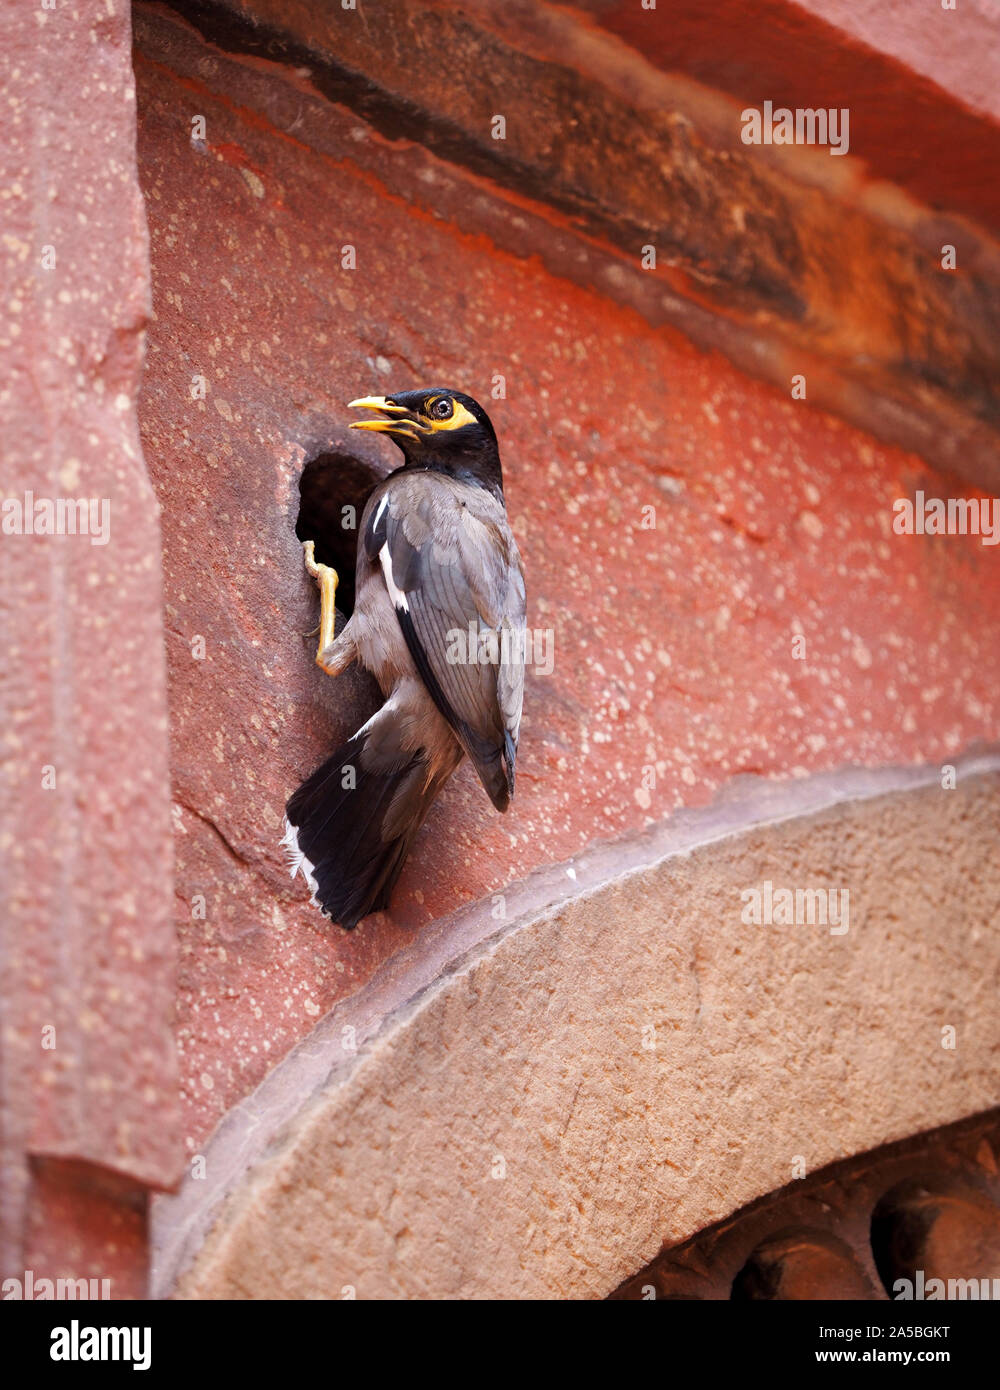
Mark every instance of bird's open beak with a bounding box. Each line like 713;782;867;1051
347;396;424;438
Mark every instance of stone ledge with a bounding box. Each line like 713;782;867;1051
146;0;1000;488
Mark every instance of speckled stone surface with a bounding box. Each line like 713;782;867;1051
0;0;179;1286
132;11;1000;1158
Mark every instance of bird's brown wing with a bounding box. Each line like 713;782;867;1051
363;471;526;810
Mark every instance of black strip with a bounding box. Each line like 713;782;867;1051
149;0;662;258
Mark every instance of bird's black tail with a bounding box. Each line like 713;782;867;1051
283;730;442;929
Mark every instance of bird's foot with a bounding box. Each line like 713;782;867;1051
302;540;340;674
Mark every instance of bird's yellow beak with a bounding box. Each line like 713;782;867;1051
347;396;417;434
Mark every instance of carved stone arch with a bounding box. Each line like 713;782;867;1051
155;763;1000;1298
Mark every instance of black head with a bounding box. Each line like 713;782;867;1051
348;387;504;500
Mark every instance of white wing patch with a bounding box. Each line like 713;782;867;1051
378;541;410;613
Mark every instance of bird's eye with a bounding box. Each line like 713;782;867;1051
428;397;453;420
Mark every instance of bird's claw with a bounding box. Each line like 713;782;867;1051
302;539;323;580
301;540;340;673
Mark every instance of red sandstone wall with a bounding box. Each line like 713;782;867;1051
132;7;1000;1155
4;0;1000;1300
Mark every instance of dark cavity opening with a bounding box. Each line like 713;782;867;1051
295;451;383;618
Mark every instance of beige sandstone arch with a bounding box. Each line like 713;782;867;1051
154;757;1000;1299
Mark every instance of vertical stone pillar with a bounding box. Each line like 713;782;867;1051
0;0;180;1296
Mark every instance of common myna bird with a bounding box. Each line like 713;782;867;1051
282;388;526;929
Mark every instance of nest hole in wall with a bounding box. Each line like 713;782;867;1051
294;450;385;620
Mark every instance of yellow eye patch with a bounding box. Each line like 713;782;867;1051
423;398;479;432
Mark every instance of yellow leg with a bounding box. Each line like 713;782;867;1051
303;540;340;674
